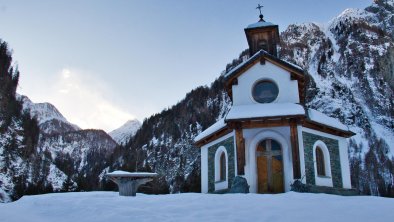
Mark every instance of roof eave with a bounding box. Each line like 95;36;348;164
303;119;356;138
225;114;306;123
224;50;304;83
194;126;233;147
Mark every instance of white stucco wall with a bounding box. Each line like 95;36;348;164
201;143;208;193
200;132;235;193
242;126;294;193
232;60;300;106
302;127;352;189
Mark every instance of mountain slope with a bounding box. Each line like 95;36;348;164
106;78;231;193
18;95;80;135
0;40;42;202
39;129;117;191
109;119;141;144
2;92;117;201
279;0;394;196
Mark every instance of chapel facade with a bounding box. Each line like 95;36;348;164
194;13;354;194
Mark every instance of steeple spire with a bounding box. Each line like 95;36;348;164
256;3;265;22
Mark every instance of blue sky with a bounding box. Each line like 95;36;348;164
0;0;371;131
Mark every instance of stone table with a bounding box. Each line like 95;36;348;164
106;170;158;196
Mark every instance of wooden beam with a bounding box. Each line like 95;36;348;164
290;119;301;179
231;78;238;86
290;72;300;80
194;127;233;147
298;81;305;105
240;118;291;129
302;120;355;138
226;115;305;125
226;58;259;87
260;57;266;65
235;127;245;175
264;57;304;77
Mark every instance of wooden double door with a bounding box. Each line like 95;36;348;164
257;139;284;193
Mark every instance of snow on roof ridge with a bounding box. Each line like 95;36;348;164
194;118;227;143
225;50;303;80
307;109;349;132
246;21;276;29
224;50;262;78
280;58;303;70
226;103;306;121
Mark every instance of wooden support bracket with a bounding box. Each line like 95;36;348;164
235;127;245;175
290;120;301;179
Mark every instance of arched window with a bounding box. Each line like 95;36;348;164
220;152;226;181
214;147;228;185
313;140;333;187
315;147;326;176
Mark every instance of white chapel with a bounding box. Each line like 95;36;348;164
194;10;354;194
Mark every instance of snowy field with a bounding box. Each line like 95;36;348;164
1;192;393;222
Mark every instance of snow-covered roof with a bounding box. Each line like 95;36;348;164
194;118;227;143
246;21;276;29
307;109;349;132
106;170;158;177
224;50;262;79
194;105;354;145
226;103;306;121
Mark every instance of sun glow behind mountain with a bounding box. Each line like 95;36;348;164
42;68;136;132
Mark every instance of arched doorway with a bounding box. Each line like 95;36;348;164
256;139;284;193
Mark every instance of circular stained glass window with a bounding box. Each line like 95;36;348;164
252;80;279;103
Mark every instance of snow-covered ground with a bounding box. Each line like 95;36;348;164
1;192;393;222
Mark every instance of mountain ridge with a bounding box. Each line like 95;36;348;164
18;95;81;135
109;119;141;144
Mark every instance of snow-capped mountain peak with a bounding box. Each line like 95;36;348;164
109;119;141;144
18;94;80;134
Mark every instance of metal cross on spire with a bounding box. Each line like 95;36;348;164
256;3;265;22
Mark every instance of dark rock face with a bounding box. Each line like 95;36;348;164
229;176;250;194
279;1;394;196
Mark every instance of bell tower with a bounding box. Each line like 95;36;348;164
244;4;280;57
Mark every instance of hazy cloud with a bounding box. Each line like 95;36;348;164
47;68;135;132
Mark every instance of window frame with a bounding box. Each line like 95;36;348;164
251;79;279;104
214;146;229;191
312;140;333;187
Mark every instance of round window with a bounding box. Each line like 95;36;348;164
252;80;279;103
